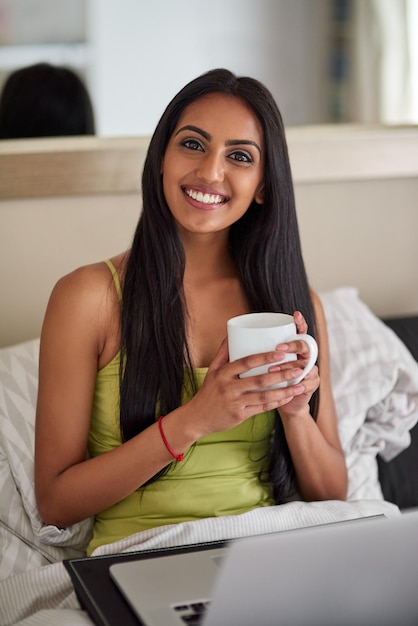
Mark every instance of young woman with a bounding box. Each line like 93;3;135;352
34;69;347;555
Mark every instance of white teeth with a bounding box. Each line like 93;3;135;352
185;188;224;204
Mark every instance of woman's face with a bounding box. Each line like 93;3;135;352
161;93;264;239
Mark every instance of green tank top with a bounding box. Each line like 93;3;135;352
87;261;275;555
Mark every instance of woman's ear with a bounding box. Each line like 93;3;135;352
254;183;264;205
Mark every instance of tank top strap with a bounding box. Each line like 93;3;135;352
103;259;122;301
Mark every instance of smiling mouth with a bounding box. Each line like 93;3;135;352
182;186;229;206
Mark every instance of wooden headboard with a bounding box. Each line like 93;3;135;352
1;125;418;347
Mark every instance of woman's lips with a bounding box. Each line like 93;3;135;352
182;186;229;208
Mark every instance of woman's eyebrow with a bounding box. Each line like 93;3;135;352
175;125;211;140
175;125;261;154
226;139;261;154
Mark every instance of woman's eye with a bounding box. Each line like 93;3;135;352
229;151;253;163
182;138;203;151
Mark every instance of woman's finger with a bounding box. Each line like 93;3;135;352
294;310;308;334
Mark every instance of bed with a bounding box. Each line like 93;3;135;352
1;125;418;626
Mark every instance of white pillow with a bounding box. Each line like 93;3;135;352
0;338;93;567
320;287;418;500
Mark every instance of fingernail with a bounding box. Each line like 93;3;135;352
293;384;305;394
272;350;286;360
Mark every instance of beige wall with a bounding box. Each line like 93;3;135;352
1;194;139;345
296;177;418;316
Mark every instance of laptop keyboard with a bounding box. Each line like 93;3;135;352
173;600;211;624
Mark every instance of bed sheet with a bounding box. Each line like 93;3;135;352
0;499;400;626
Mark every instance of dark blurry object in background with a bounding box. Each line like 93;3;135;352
0;62;95;139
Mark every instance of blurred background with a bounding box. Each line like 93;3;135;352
0;0;417;136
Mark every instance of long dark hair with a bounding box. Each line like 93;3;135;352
120;69;318;503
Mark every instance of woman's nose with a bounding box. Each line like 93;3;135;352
195;152;224;183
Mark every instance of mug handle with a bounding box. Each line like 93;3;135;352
286;334;318;386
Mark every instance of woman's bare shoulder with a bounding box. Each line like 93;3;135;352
52;252;128;298
44;254;128;332
41;253;129;363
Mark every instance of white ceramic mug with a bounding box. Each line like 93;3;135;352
227;312;318;389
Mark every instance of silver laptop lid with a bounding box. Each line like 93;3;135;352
204;509;418;626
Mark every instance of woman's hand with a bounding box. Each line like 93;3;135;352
268;310;319;418
269;295;347;501
186;335;307;436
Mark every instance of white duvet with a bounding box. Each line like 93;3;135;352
0;499;401;626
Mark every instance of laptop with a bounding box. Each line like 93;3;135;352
109;510;418;626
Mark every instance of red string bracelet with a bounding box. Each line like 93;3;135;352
158;415;184;462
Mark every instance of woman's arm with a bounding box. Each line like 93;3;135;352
34;262;197;527
275;290;348;501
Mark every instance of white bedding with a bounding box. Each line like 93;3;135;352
0;499;401;626
1;287;418;625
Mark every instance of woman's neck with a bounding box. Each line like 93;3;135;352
182;230;236;283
